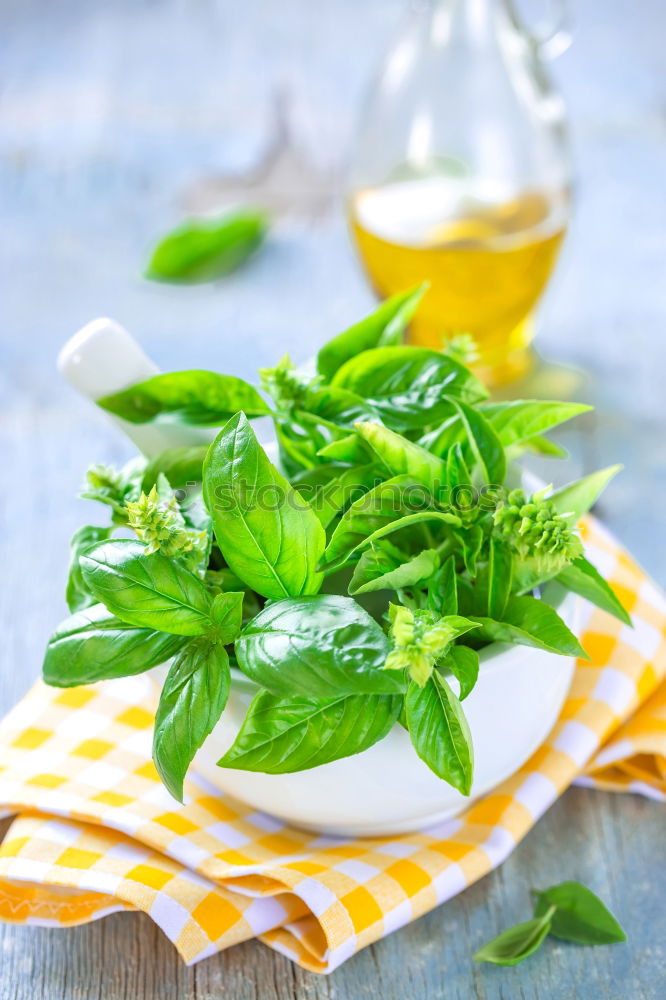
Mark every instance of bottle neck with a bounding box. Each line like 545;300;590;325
418;0;509;48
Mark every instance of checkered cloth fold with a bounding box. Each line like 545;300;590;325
0;518;664;973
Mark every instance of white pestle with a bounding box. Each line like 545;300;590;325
57;318;215;457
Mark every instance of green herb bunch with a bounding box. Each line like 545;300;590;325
42;286;630;802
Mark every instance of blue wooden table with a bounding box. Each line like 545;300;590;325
1;1;665;996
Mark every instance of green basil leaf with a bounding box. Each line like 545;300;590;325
331;346;488;431
350;547;440;596
141;446;209;491
508;435;568;459
153;640;231;801
316;284;427;380
450;399;506;485
426;555;458;615
299;385;383;429
320;475;431;571
80;539;213;635
203;412;325;599
461;523;484;577
442;645;479;700
481;400;592;447
469;595;588;658
405;673;474;794
556;557;631;625
487;537;512;619
65;525;113;614
354;421;446;494
209;591;245;643
305;464;381;529
98;371;270;426
219;689;401;772
419;415;465;457
532;881;627;945
317;432;375;464
43;603;186;687
146;209;268;283
473;907;555;966
549;466;622;526
236;594;401;696
446;442;473;496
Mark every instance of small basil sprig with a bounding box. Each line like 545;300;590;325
145;208;268;284
474;881;626;966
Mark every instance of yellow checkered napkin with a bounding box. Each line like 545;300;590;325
0;518;665;973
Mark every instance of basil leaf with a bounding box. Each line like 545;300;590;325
153;640;231;801
219;690;401;772
80;539;213;635
469;595;588;658
146;209;267;283
317;432;375;464
473;907;555;966
306;464;381;529
299;385;382;429
98;371;270;426
65;525;113;613
549;465;622;526
556;557;631;625
331;347;488;431
442;645;479;700
517;435;568;458
419;415;465;457
461;523;484;577
320;475;431;571
203;412;325;599
141;446;209;491
209;591;245;643
405;673;474;794
349;547;440;596
487;537;512;619
236;594;401;696
532;881;627;945
426;555;458;615
451;399;506;485
43;603;186;687
481;400;592;447
354;421;446;494
316;284;427;380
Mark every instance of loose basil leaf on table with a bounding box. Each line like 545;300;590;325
141;445;209;491
98;371;270;426
349;546;440;596
219;689;402;773
316;283;427;380
468;595;588;658
145;209;268;283
473;906;556;966
236;594;401;696
405;672;474;794
532;881;627;944
331;346;488;431
556;556;632;625
153;639;231;801
80;539;214;635
65;524;113;614
549;465;622;525
42;603;186;686
354;421;447;495
203;412;325;599
480;400;593;447
442;644;479;701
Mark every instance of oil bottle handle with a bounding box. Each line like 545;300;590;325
507;0;572;60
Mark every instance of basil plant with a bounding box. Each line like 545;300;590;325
42;286;630;802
